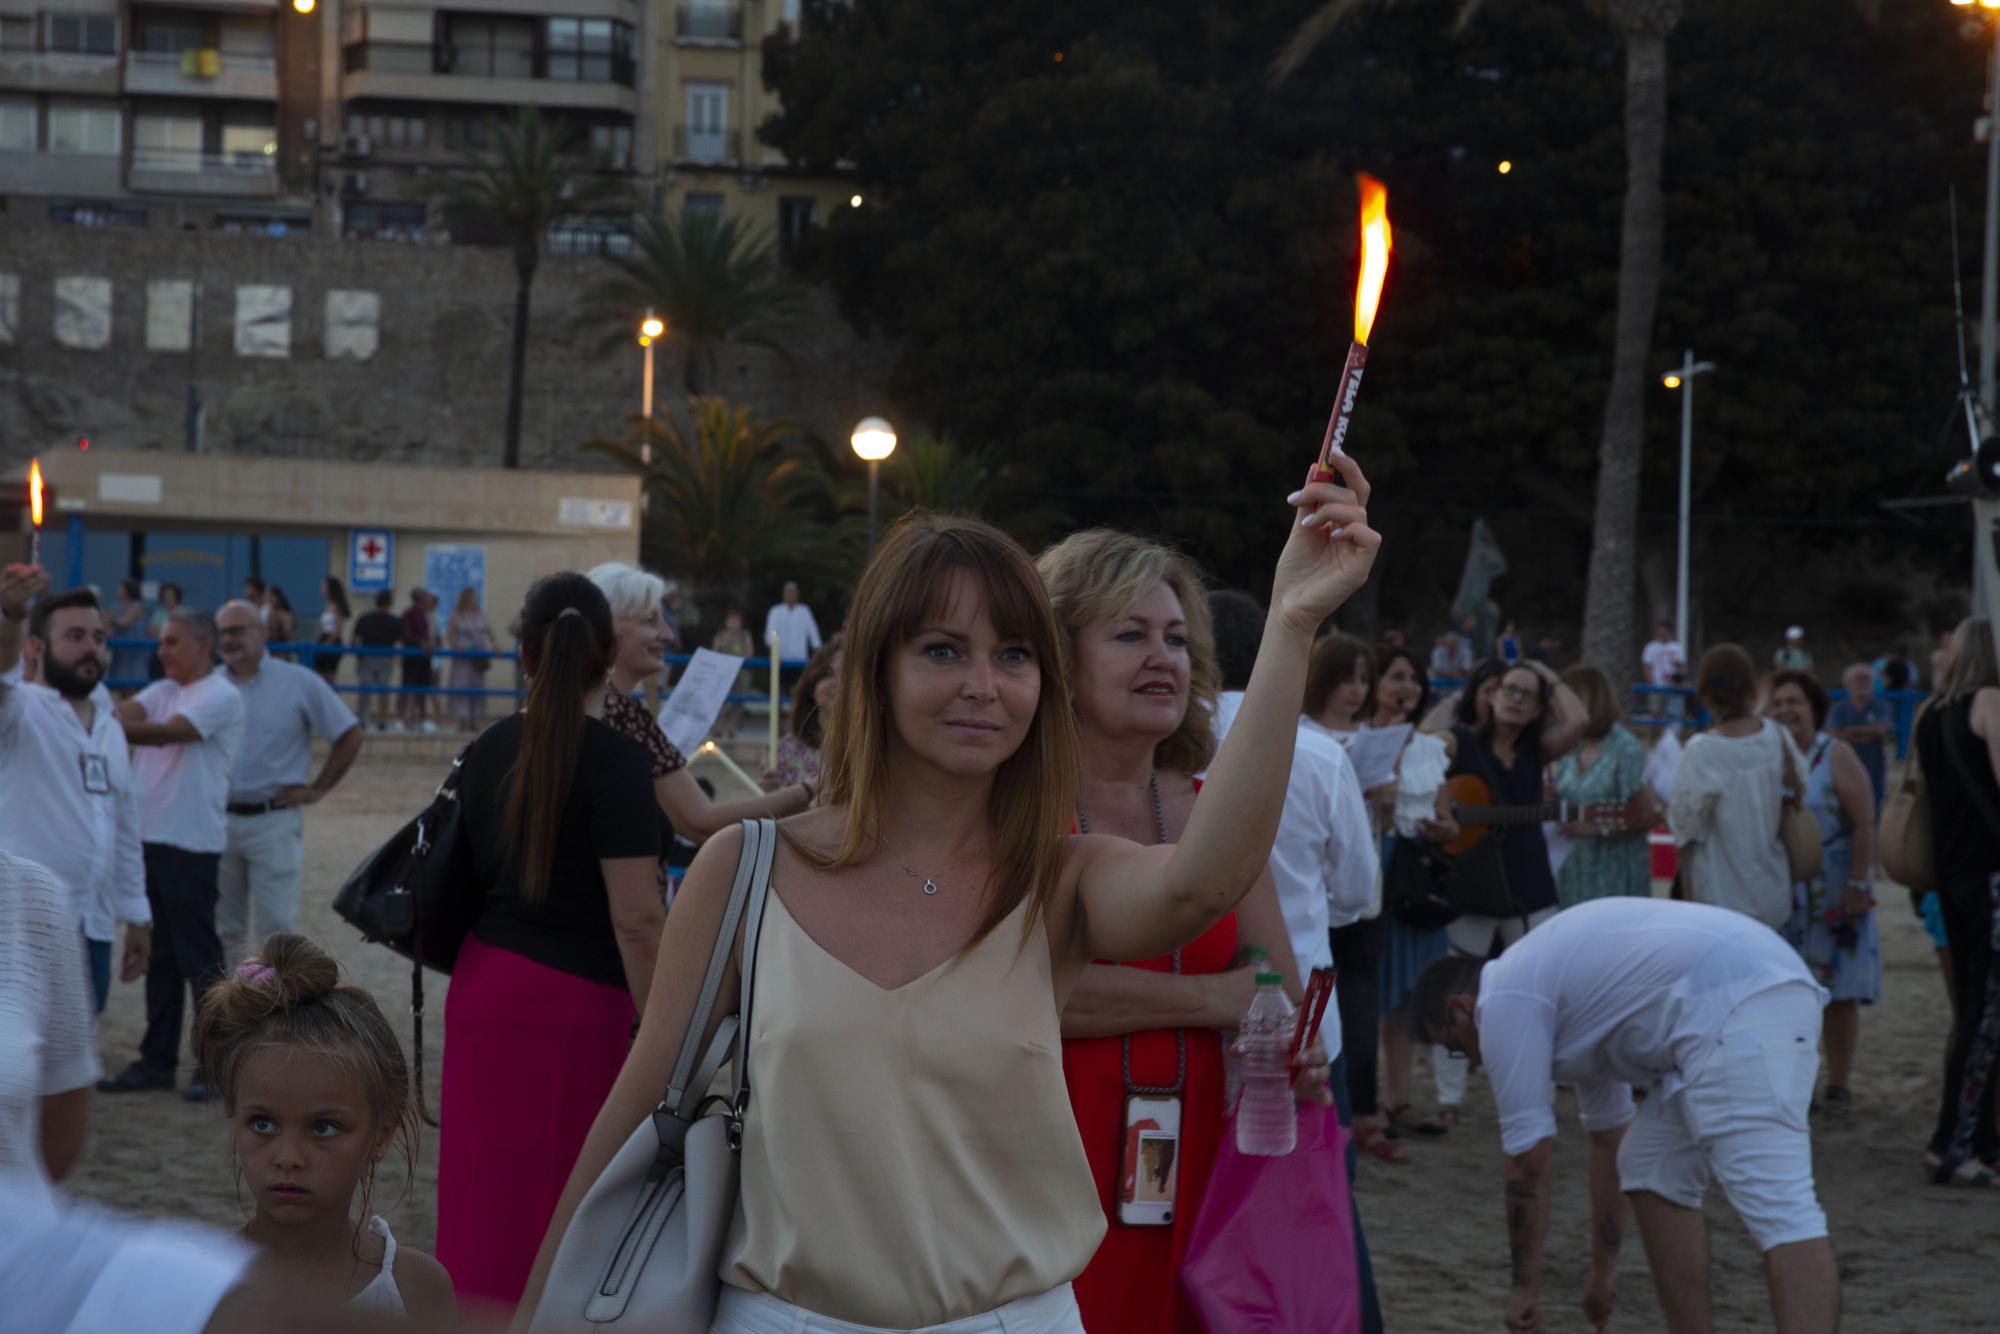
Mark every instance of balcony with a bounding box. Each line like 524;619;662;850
125;48;277;99
342;41;636;114
128;146;278;197
0;50;121;96
672;125;739;165
675;3;741;44
0;148;123;195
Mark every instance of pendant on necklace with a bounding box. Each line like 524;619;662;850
922;879;939;896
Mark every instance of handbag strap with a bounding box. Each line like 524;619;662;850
727;819;778;1149
408;736;476;1128
660;818;774;1118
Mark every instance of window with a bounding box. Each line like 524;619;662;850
589;123;630;169
146;280;193;351
442;16;533;79
234;284;291;358
54;275;112;349
48;104;120;155
0;274;17;345
445;114;488;150
384;113;427;148
0;99;33;152
546;214;633;256
134;22;203;53
326;290;380;360
683;192;723;219
684;82;727;161
221;123;276;167
546;18;629;83
47;15;117;55
777;195;815;244
781;0;801;23
0;16;34;51
134;114;203;167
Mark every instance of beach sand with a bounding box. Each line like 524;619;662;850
65;756;1993;1331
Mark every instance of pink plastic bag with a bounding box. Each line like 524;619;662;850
1179;1105;1359;1334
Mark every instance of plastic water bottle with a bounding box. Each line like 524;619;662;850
1234;971;1297;1156
1222;946;1270;1111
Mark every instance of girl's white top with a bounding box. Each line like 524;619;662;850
348;1215;406;1316
1667;719;1799;928
1392;731;1451;839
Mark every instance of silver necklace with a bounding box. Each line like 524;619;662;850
1074;773;1169;844
882;838;942;896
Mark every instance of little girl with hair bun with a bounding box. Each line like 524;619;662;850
195;933;457;1327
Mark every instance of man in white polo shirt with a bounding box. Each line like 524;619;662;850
211;600;362;963
1411;898;1837;1334
0;568;151;1014
100;608;245;1102
763;580;823;690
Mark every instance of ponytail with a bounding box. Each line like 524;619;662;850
504;574;616;904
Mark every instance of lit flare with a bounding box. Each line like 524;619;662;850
28;458;42;528
1353;174;1393;346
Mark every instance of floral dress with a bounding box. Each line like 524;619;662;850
1780;732;1881;1002
1552;725;1651;908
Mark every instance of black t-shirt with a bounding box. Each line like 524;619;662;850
1449;724;1559;914
1916;699;2000;887
459;713;664;988
351;610;403;648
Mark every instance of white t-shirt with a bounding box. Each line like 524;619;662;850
131;669;247;853
0;682;148;941
1641;638;1685;687
762;602;823;666
0;1177;253;1334
0;851;100;1203
1667;720;1796;928
1475;898;1822;1157
1212;695;1379;1063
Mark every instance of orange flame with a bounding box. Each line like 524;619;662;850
28;458;43;528
1353;175;1393;345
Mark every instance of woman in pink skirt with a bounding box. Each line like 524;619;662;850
437;572;668;1311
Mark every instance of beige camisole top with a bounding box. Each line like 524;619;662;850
721;887;1106;1326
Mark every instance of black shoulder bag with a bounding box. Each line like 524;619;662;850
332;738;483;1120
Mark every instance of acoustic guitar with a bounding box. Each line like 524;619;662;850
1439;774;1643;858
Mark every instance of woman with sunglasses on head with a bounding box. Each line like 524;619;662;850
1041;530;1327;1334
518;459;1379;1333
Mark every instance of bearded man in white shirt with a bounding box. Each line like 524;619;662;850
1410;898;1837;1334
0;568;151;1013
99;608;245;1102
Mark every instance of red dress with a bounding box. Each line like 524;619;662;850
1063;911;1239;1334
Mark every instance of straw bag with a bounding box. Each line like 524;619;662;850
1778;732;1822;885
1879;754;1934;890
525;819;777;1333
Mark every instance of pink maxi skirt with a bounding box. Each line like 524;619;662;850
436;934;636;1310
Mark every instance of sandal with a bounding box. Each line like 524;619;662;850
1933;1157;2000;1188
1354;1125;1410;1165
1435;1104;1462;1129
1388;1102;1450;1138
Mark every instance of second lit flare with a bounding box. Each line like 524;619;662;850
28;457;43;567
1314;175;1394;478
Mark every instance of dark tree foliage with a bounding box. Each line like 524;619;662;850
764;0;1984;648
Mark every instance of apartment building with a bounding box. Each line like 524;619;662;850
0;0;843;244
650;0;846;245
0;0;304;228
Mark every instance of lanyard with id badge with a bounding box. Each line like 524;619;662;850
79;752;113;795
1078;778;1187;1227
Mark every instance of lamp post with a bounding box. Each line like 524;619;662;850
1954;0;2000;607
1662;350;1715;657
638;310;664;465
850;416;897;555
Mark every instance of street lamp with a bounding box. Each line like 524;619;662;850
850;416;897;554
1662;350;1715;657
638;309;664;464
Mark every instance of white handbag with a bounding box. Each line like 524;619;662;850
527;818;778;1333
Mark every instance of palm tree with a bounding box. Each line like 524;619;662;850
885;432;993;514
582;210;808;395
1277;0;1686;683
416;108;632;468
583;396;856;625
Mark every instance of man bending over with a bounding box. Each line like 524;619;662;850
1410;897;1837;1333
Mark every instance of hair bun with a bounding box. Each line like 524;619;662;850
251;932;341;1005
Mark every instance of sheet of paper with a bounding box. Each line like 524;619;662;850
1645;726;1682;803
1339;723;1411;791
659;648;745;756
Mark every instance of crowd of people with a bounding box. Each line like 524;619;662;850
1;452;1998;1333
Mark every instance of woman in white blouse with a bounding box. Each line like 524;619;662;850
1668;644;1798;928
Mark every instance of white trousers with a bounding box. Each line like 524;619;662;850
216;808;305;965
711;1285;1086;1334
1617;983;1829;1251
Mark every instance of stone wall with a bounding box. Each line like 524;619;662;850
0;213;897;476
